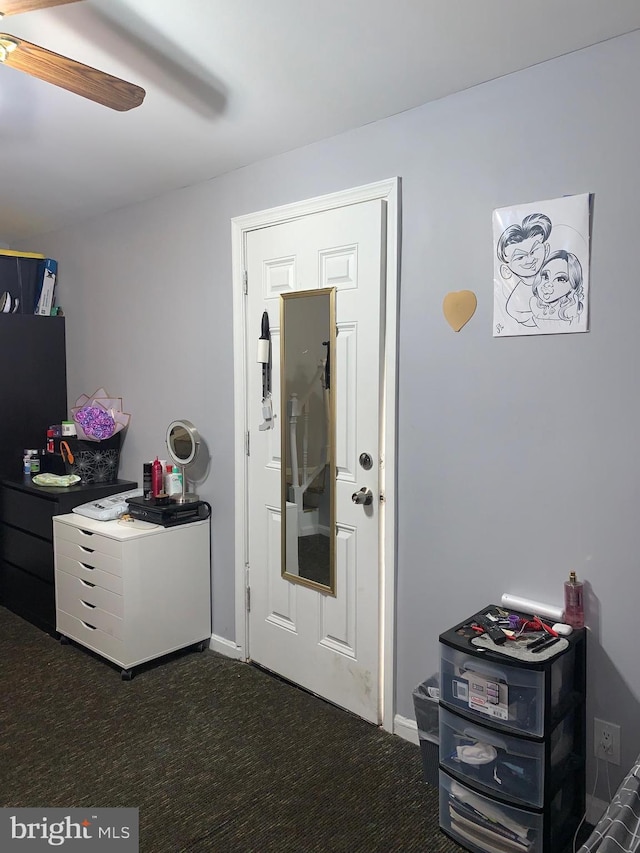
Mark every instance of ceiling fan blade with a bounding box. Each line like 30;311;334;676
0;35;145;110
0;0;83;17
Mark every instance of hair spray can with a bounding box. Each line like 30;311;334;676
143;462;153;501
152;457;163;498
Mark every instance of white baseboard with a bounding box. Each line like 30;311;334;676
394;713;420;745
208;633;244;660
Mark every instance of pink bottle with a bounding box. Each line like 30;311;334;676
564;571;584;629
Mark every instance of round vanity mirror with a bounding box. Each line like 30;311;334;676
166;419;201;503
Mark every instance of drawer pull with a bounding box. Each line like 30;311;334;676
80;546;95;554
79;530;95;537
79;563;95;571
80;621;97;630
81;600;96;609
79;579;95;588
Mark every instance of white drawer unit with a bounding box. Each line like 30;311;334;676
53;513;211;679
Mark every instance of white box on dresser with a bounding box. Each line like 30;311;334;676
53;513;211;678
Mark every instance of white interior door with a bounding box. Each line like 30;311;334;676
245;200;385;723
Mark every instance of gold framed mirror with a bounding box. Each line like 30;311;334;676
281;287;336;594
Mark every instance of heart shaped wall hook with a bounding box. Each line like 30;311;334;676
443;290;477;332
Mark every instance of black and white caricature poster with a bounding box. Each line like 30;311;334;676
493;193;591;337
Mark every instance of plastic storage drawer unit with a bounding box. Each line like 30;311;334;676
439;643;576;736
439;768;581;853
438;606;586;853
440;770;543;853
439;705;574;807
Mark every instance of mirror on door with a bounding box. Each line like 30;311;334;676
281;288;336;594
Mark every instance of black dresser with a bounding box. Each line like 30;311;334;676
0;478;137;634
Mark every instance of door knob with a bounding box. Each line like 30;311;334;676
352;487;373;506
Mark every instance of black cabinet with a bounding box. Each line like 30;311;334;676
438;606;586;853
0;314;138;635
0;315;67;479
0;478;137;634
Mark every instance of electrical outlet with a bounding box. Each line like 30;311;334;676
594;718;621;764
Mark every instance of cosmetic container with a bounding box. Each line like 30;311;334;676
563;571;584;629
143;462;153;501
151;457;163;498
165;464;183;497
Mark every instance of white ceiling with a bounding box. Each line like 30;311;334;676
2;0;640;244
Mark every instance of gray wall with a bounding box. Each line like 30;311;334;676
23;30;640;795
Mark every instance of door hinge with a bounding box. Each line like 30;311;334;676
243;270;248;295
246;430;250;456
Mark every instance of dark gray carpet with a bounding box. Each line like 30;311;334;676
0;606;464;853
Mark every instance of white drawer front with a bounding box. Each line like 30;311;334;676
55;523;123;560
54;553;123;594
56;591;123;639
55;536;123;577
56;568;123;618
57;609;125;666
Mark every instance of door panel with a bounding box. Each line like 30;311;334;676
246;199;384;723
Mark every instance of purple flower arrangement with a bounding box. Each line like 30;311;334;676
70;387;131;442
74;405;116;440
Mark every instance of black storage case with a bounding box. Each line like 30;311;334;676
126;496;210;527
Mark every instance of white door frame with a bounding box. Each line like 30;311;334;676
231;178;400;732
